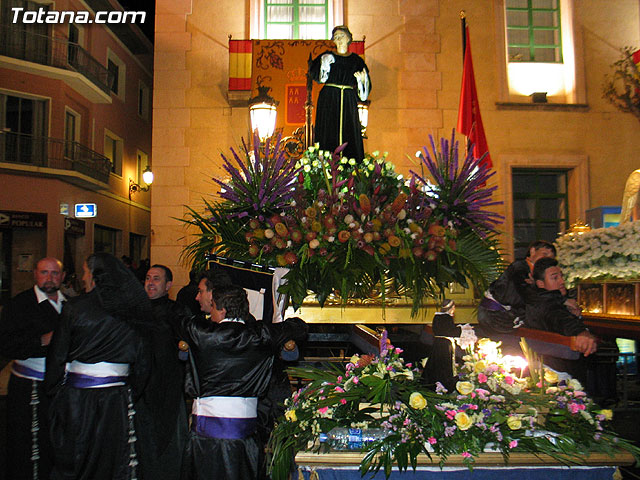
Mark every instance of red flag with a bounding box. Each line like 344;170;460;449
457;27;492;169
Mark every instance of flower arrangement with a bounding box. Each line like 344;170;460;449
555;221;640;286
182;131;504;313
268;338;639;479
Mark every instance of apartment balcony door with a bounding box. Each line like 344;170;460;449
0;93;47;165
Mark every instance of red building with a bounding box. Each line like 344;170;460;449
0;0;153;302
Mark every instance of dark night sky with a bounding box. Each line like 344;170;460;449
118;0;155;42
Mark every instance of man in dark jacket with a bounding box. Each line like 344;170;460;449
478;240;556;333
525;257;598;382
180;285;307;480
139;264;191;480
0;257;65;480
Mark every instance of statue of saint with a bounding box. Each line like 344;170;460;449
310;26;371;161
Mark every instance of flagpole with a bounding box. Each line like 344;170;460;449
460;11;470;157
461;10;466;64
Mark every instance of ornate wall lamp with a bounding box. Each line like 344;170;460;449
249;85;279;141
129;165;153;200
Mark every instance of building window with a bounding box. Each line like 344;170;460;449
138;81;150;120
251;0;342;39
64;109;79;159
106;48;126;101
68;23;80;66
136;150;149;185
264;0;329;39
104;129;123;176
506;0;562;63
0;92;47;164
94;224;118;255
498;0;582;103
512;168;569;259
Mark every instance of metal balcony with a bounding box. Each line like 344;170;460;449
0;130;112;187
0;24;114;95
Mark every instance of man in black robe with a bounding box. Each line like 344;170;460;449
0;257;65;480
138;264;190;480
310;25;371;161
45;253;152;480
180;285;307;480
525;257;598;383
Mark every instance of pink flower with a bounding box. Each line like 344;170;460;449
428;437;437;445
509;440;518;449
340;398;347;405
337;376;343;382
504;376;514;385
406;363;413;368
461;452;472;458
335;386;345;393
568;403;580;414
478;373;487;383
318;406;329;414
352;376;359;384
395;347;404;354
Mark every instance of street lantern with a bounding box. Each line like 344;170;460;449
249;85;278;141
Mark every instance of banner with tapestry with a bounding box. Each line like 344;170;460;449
229;39;365;137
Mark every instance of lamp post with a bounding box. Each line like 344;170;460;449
129;165;153;200
249;85;278;141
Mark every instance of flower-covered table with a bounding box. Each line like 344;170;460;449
294;451;633;479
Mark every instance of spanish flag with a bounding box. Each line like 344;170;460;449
229;40;252;91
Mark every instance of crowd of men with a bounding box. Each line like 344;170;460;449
0;254;306;480
0;242;612;478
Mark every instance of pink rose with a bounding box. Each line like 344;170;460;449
478;373;487;383
504;376;514;385
428;437;437;444
509;440;518;448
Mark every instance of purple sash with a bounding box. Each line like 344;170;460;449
480;296;506;312
66;372;127;388
11;362;44;381
192;414;257;440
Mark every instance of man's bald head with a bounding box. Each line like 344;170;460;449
34;257;64;296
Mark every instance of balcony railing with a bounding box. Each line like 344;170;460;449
0;130;112;184
0;24;114;94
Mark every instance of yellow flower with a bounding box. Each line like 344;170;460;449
456;381;474;395
544;369;559;384
507;415;522;430
474;360;487;373
599;409;613;421
350;354;360;365
409;392;427;410
285;409;297;422
455;411;473;430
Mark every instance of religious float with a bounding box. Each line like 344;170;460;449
556;220;640;340
181;131;640;478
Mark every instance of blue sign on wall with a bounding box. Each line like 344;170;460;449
75;203;97;218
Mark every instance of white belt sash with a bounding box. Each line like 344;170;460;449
191;396;258;439
12;357;46;381
65;361;129;388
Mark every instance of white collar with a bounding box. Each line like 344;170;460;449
220;317;245;324
34;285;66;313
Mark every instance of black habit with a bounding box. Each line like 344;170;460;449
180;316;307;480
0;287;62;480
44;291;150;480
310;51;370;161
